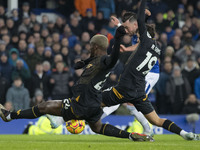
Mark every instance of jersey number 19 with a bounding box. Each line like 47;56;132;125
136;51;157;75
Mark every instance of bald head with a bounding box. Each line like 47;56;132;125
90;34;108;51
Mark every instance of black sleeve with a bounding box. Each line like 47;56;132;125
137;0;147;37
101;26;126;69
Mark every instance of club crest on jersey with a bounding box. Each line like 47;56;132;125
86;64;93;69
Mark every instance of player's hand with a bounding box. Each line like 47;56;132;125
115;26;126;39
110;16;120;27
120;44;127;52
145;9;151;16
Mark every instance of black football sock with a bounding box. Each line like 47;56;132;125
99;124;130;138
162;119;182;135
11;106;43;119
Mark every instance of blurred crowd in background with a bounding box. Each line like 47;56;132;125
0;0;200;115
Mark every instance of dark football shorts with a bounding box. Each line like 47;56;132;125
61;98;103;123
102;87;154;115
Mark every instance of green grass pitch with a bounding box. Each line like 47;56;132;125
0;134;199;150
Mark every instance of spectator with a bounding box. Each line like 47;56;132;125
47;21;55;34
80;32;90;48
94;11;108;32
41;28;49;41
155;61;173;114
6;76;30;111
19;2;31;20
45;36;53;47
96;0;115;19
182;94;200;114
155;12;168;34
41;15;49;29
52;54;64;69
0;52;13;83
50;61;73;99
52;43;61;55
70;10;82;21
24;44;43;74
57;0;75;18
105;20;116;36
52;32;60;43
32;22;41;33
36;44;45;60
43;47;53;64
166;66;191;114
61;47;71;67
30;89;44;107
10;34;19;48
75;0;96;17
31;63;50;100
100;27;114;43
6;18;17;36
81;8;96;31
63;24;78;48
0;40;7;54
165;26;175;42
34;32;44;48
30;12;38;25
8;48;29;70
70;17;83;38
182;58;200;93
176;4;186;27
175;45;200;64
195;1;200;18
0;5;6;20
0;73;9;105
12;59;31;85
61;37;69;47
11;9;20;25
87;21;98;37
43;61;52;76
54;16;64;34
18;16;31;33
2;35;11;50
170;35;182;52
18;40;27;59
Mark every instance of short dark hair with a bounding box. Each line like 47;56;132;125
146;24;156;38
122;12;137;23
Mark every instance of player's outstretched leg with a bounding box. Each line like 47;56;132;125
145;110;200;140
0;100;62;122
89;119;154;142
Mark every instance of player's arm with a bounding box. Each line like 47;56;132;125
137;0;147;36
120;43;139;52
102;25;126;68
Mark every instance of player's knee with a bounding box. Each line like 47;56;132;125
38;101;52;113
90;126;100;133
89;122;102;133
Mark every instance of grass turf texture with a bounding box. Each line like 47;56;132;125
0;134;199;150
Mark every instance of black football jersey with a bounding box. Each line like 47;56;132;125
118;0;161;98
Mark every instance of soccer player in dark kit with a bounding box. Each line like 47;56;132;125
101;0;199;140
0;27;153;141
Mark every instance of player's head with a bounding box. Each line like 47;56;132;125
90;34;109;57
122;12;138;36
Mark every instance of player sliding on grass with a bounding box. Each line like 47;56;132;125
0;29;153;141
101;0;199;140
